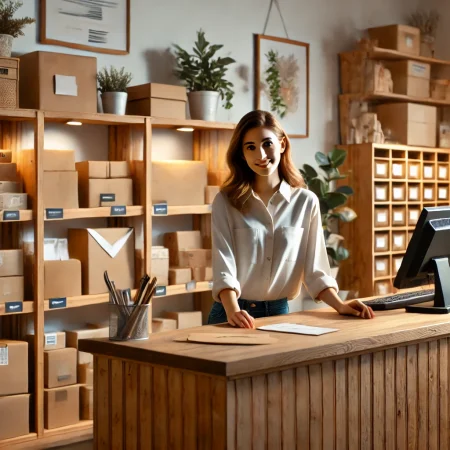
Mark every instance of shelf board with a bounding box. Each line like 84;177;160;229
0;109;36;121
0;433;38;449
44;111;146;125
43;420;93;437
45;205;143;221
368;46;450;66
0;210;33;222
156;281;212;298
151;117;235;130
0;301;33;316
348;91;450;107
152;204;212;216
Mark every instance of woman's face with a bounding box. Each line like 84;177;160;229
242;126;285;177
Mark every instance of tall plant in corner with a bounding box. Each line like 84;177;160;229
300;148;357;268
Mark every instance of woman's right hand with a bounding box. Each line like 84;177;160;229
227;309;255;329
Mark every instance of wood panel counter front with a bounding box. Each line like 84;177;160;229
80;307;450;450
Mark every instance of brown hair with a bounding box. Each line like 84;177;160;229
221;110;305;210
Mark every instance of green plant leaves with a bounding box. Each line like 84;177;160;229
331;206;357;222
323;192;347;209
265;49;288;118
335;185;353;195
328;148;347;167
327;246;350;262
0;0;35;37
97;66;132;93
315;152;329;167
302;164;318;179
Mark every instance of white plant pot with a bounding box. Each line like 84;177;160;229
188;91;220;121
0;34;13;58
101;92;128;115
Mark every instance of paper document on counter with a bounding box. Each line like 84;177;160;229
257;323;338;336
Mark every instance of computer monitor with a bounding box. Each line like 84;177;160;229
394;206;450;314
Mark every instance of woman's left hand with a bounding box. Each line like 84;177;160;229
338;300;375;319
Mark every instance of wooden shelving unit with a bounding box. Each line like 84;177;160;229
44;205;144;221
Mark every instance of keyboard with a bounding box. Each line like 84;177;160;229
364;289;435;310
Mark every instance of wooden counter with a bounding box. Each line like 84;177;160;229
80;307;450;450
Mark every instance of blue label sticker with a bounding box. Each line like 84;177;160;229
154;286;166;297
3;210;19;221
153;203;168;215
186;280;196;291
49;298;67;309
100;193;115;202
111;205;126;216
5;301;23;313
46;208;63;219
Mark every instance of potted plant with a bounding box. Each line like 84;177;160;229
173;29;235;121
0;0;35;57
409;9;440;58
300;148;357;278
97;66;132;115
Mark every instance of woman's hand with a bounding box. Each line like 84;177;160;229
227;310;255;329
337;300;374;319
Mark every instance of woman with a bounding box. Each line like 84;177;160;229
208;110;374;328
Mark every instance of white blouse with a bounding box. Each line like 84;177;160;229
212;180;339;302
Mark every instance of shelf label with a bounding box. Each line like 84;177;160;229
0;346;8;365
46;208;63;219
208;281;213;290
375;237;386;249
100;193;115;203
49;298;67;309
186;280;197;291
111;205;126;216
3;210;19;221
0;68;9;75
154;286;166;297
153;203;168;215
45;333;57;347
5;301;23;313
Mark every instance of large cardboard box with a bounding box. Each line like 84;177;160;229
169;267;192;285
0;163;17;181
368;25;420;55
385;61;430;97
66;328;109;365
23;149;75;172
109;161;130;178
127;83;187;119
163;311;202;329
80;385;93;420
0;193;27;210
0;276;23;304
0;249;23;277
44;384;80;429
44;171;79;209
19;51;97;113
78;363;94;385
27;331;66;351
376;103;437;147
78;178;133;207
151;246;169;286
75;161;108;179
44;347;77;388
0;340;28;395
152;161;207;206
192;266;213;282
0;394;29;440
68;228;135;294
178;249;212;268
44;259;82;299
0;181;21;193
164;231;202;266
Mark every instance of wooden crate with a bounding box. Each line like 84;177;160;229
0;58;19;109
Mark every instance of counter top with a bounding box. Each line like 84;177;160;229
79;306;450;378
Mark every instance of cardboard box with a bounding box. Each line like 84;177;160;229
0;163;17;181
376;103;437;147
368;25;420;55
205;186;220;204
431;79;450;101
0;193;27;210
66;328;109;365
78;178;133;207
75;161;108;179
44;385;80;429
385;61;430;97
68;228;135;295
169;267;192;285
80;385;93;420
109;161;130;178
152;161;207;206
78;363;94;385
0;276;23;304
127;83;187;119
19;51;97;113
152;317;177;333
27;331;66;351
0;340;28;395
152;246;169;286
163;311;202;329
0;394;29;440
164;231;202;266
0;249;23;277
44;259;82;299
23;149;75;172
178;249;212;268
0;150;12;163
0;57;19;109
44;171;79;209
0;181;21;193
44;347;77;388
192;266;213;282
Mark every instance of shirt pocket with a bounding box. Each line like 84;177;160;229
279;226;304;262
233;227;261;265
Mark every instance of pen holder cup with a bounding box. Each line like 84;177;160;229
109;303;150;341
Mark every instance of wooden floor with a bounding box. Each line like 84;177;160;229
54;441;93;450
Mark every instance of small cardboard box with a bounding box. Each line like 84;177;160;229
152;317;177;333
205;186;220;204
0;163;17;181
44;384;80;429
0;181;21;193
0;249;23;277
169;267;192;285
78;178;133;207
44;260;82;300
0;150;12;162
68;228;135;294
0;57;19;109
385;61;430;98
75;161;108;179
44;171;79;209
177;249;212;268
23;149;76;172
27;331;66;351
109;161;130;178
19;51;97;113
368;25;420;55
192;266;213;282
0;193;27;210
66;328;109;365
152;161;207;206
152;246;169;286
376;103;437;147
127;83;187;119
0;394;29;440
164;231;202;266
44;347;77;388
163;311;202;329
78;363;94;385
80;385;93;420
431;79;450;101
0;276;23;304
0;340;28;395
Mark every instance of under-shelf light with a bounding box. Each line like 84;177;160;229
66;120;82;126
176;127;194;132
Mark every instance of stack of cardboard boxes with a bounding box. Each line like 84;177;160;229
0;154;27;211
0;249;24;307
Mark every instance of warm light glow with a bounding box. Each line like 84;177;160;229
66;121;82;126
176;127;194;132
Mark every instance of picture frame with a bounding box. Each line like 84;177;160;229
254;34;309;138
40;0;130;55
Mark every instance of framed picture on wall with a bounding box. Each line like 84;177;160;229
40;0;130;55
254;34;309;138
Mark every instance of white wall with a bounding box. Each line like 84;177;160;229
11;0;421;325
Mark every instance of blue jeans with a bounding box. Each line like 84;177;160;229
207;298;289;325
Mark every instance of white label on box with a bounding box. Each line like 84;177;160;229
376;237;386;249
409;187;419;200
376;187;386;200
0;345;8;365
424;166;433;178
409;165;419;177
376;260;386;272
376;163;387;176
393;187;403;199
411;63;427;76
424;188;433;200
439;188;448;199
395;258;403;272
54;74;78;97
392;164;403;176
45;333;57;347
410;210;419;221
377;212;387;223
394;212;404;222
394;235;404;248
405;35;414;48
439;166;448;179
